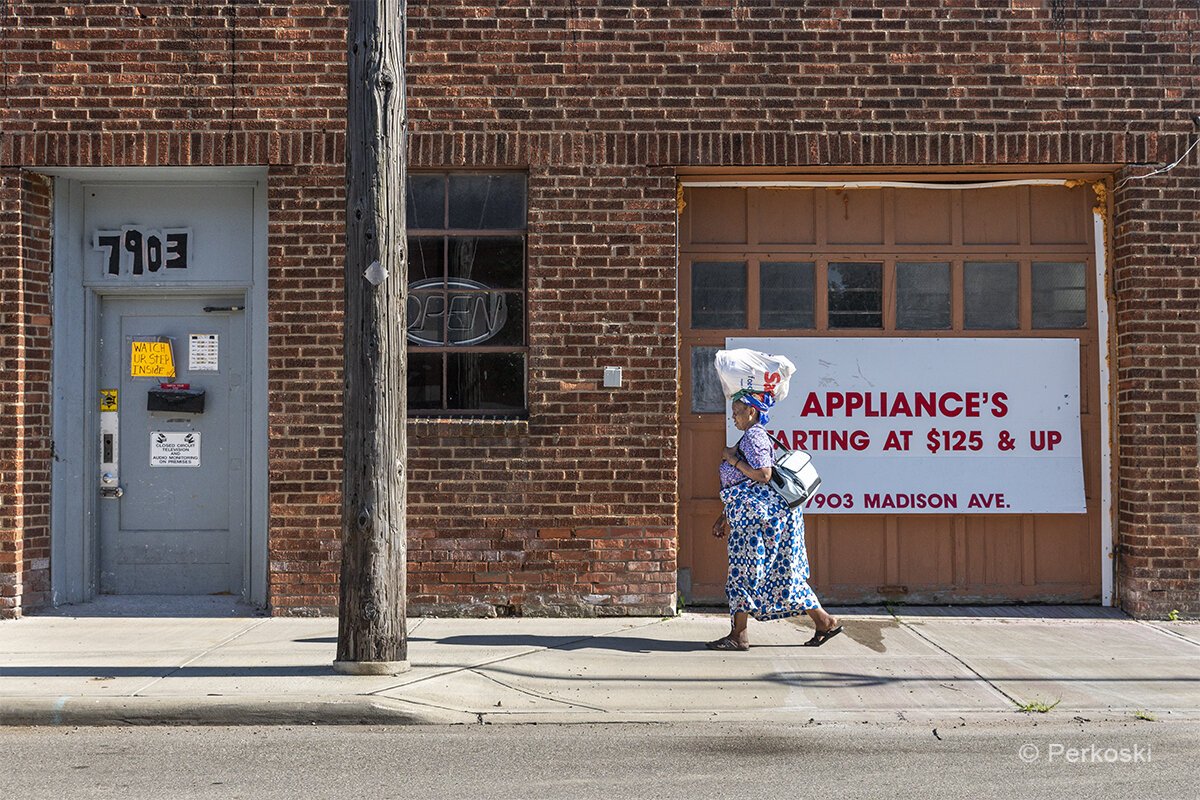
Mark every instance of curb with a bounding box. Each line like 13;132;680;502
467;708;1200;726
0;695;474;727
4;698;1199;728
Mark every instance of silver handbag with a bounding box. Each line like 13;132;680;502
769;441;821;508
736;435;822;508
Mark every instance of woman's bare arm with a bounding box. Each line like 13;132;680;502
741;464;772;483
723;447;772;484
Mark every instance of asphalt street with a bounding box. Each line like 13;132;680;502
1;720;1193;800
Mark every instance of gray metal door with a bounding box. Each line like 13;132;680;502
97;296;248;595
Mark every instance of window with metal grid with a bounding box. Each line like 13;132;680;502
405;172;527;415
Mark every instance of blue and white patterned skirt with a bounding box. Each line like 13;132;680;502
719;479;819;622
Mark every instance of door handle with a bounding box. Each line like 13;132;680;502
100;472;124;499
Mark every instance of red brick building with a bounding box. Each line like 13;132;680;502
1;2;1197;619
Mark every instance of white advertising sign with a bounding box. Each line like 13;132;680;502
150;431;201;468
726;338;1086;514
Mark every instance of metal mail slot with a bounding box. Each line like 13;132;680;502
147;387;206;414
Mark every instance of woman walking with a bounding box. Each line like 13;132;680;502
707;389;842;651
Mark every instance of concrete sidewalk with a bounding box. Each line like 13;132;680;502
2;598;1198;726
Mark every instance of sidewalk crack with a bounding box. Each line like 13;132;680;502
367;618;669;696
1133;620;1200;650
127;618;273;697
890;611;1023;708
467;667;609;713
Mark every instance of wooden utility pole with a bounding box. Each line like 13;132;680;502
335;0;409;675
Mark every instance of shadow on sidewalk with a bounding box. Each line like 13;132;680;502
0;665;337;678
690;605;1129;620
765;671;1200;688
303;634;818;652
470;661;1200;687
408;635;707;653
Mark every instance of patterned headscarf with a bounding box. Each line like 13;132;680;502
732;389;775;425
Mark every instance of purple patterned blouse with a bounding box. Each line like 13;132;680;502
719;424;775;488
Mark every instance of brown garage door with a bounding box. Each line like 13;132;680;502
678;178;1104;605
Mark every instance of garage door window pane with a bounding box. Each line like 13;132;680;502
690;346;724;414
691;262;746;329
828;262;882;329
965;261;1018;330
760;261;815;329
896;261;951;330
1033;262;1087;328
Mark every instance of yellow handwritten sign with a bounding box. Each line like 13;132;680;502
99;389;119;412
130;341;176;378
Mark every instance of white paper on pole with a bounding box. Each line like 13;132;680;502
725;338;1086;515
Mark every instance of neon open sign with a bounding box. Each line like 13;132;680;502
406;278;509;346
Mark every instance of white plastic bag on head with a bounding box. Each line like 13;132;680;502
714;348;796;401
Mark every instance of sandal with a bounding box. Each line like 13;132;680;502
802;625;844;647
705;636;750;652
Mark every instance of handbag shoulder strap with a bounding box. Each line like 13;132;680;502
741;427;789;462
734;431;748;461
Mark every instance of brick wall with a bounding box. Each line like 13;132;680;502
0;2;345;138
1113;164;1200;618
18;173;54;613
267;164;345;616
0;169;53;619
2;1;1198;617
0;170;25;619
